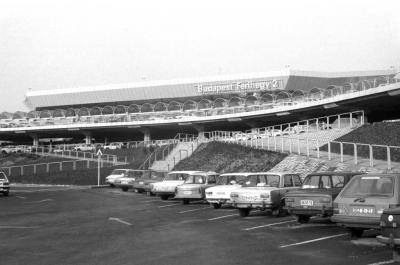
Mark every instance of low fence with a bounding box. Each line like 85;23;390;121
0;159;117;177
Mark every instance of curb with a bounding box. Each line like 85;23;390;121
90;185;110;189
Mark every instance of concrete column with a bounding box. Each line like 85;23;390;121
140;129;151;142
193;124;205;140
29;133;39;147
82;131;93;144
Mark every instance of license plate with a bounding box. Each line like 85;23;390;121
242;196;258;201
300;200;313;206
183;191;192;195
351;207;375;215
216;192;225;195
139;182;144;185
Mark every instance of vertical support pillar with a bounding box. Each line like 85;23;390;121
328;142;331;160
338;114;341;129
82;131;93;145
340;142;344;163
387;146;391;170
354;144;358;165
369;145;374;167
350;112;353;127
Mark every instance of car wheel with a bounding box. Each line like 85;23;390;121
160;195;169;200
238;208;250;217
121;187;129;192
183;200;189;205
297;215;310;224
110;184;115;188
349;228;364;238
212;203;221;209
3;191;9;196
137;190;144;194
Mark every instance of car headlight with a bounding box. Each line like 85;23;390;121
260;193;270;199
285;197;294;203
206;192;212;196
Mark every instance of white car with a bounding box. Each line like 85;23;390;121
151;171;203;200
230;172;302;217
72;144;94;152
105;169;136;187
205;172;254;209
103;142;123;150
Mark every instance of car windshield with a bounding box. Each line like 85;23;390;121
245;174;280;187
218;175;249;185
164;173;188;181
111;169;126;175
184;175;205;184
341;175;394;198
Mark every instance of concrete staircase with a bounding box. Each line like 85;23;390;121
150;140;200;171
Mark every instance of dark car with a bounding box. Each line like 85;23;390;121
285;172;360;223
132;170;167;195
0;171;10;196
377;207;400;261
332;173;399;238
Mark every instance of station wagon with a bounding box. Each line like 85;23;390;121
332;173;400;237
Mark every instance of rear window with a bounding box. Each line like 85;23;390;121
341;176;394;198
0;172;7;181
218;175;249;185
303;175;345;189
111;169;126;175
185;175;205;184
165;173;188;181
246;174;280;187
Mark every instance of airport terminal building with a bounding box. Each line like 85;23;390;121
0;69;399;145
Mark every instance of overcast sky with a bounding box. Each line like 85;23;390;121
0;0;399;112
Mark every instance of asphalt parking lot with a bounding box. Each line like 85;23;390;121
0;186;397;265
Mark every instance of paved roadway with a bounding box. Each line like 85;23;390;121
0;186;397;265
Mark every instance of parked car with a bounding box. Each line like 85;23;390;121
0;171;10;196
103;142;123;150
377;207;400;261
152;171;202;200
205;172;255;209
72;144;94;152
105;169;137;187
230;172;302;217
332;173;399;238
113;170;150;191
174;171;219;204
285;172;361;223
132;171;167;195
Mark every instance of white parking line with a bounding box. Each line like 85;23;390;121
0;226;39;229
26;199;53;204
16;196;26;199
367;260;396;265
139;199;160;203
208;214;237;221
243;219;297;231
108;217;132;226
179;207;211;214
279;233;348;248
158;203;180;208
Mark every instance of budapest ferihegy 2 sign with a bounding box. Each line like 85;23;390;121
196;79;283;95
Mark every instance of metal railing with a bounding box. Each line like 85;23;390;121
0;158;118;177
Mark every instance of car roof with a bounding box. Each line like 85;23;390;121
306;171;364;176
219;172;296;177
188;171;218;176
168;171;204;175
354;173;400;177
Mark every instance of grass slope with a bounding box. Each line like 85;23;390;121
173;142;287;172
